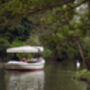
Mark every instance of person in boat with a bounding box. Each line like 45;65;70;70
12;54;19;61
20;56;28;62
27;54;42;63
36;54;43;62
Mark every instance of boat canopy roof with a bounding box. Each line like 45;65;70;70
6;46;44;53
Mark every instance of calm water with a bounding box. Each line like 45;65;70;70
0;60;90;90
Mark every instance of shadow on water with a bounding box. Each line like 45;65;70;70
0;69;6;90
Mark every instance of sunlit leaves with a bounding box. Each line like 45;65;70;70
10;39;28;47
27;34;41;45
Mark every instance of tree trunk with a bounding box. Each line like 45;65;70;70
73;36;90;70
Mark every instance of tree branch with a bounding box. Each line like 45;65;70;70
16;0;87;16
0;0;87;30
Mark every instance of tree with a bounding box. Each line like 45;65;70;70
41;13;90;69
38;0;90;69
0;0;89;68
0;17;32;60
0;0;87;30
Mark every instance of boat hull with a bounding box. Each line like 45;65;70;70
7;68;44;72
5;60;45;72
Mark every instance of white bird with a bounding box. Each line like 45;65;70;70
76;60;80;69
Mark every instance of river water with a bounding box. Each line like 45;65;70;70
0;60;89;90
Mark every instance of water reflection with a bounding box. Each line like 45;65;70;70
45;62;87;90
73;78;87;90
1;60;90;90
5;71;45;90
87;85;90;90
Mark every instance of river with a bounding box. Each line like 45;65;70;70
0;60;89;90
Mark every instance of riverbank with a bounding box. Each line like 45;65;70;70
74;69;90;84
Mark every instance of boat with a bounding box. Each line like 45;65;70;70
5;46;45;72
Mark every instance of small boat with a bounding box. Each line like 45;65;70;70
5;46;45;72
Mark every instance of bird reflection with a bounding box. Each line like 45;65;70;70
5;71;45;90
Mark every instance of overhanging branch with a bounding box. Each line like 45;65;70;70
17;0;87;16
0;0;87;30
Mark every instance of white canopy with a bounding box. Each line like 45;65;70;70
6;46;44;53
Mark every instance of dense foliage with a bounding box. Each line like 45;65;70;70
0;0;90;67
0;17;32;60
39;13;90;61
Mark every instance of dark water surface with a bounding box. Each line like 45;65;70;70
0;60;90;90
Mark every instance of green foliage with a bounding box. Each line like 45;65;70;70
0;17;32;42
0;0;89;62
27;34;41;45
74;69;88;77
0;38;10;60
74;69;90;81
40;11;90;61
0;17;32;61
0;0;76;30
78;14;90;36
83;37;90;54
10;39;28;47
42;48;53;59
86;53;90;61
41;34;80;60
14;17;32;41
16;53;33;60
